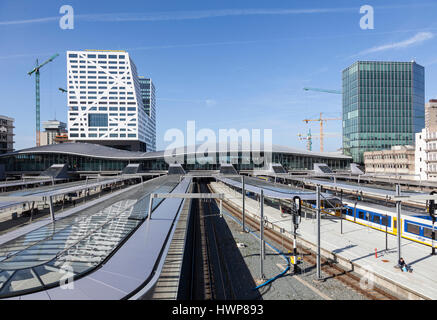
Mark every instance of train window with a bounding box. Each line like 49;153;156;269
347;209;353;216
373;215;381;224
358;211;364;219
366;213;371;221
381;216;389;226
406;223;420;236
423;227;435;239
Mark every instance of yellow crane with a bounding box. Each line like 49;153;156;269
302;112;341;153
302;87;342;153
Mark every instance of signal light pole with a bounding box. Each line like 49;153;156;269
292;196;302;274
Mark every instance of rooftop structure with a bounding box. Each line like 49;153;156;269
40;120;67;146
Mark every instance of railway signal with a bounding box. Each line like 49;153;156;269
291;196;302;273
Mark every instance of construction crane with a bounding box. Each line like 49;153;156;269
298;128;314;151
303;112;341;153
298;128;340;152
303;87;342;94
58;87;67;93
28;53;59;147
302;87;343;153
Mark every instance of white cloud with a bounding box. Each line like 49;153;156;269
357;32;434;55
0;16;58;25
205;99;217;107
0;7;355;26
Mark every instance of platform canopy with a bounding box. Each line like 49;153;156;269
216;176;337;201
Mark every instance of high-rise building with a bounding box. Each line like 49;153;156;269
342;61;425;163
66;50;151;152
0;115;14;154
40;120;67;146
139;77;156;152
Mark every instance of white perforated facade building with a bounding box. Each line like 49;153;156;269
66;50;152;152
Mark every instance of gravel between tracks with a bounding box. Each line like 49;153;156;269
220;207;369;300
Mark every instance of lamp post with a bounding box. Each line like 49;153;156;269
396;185;402;262
242;175;246;232
259;189;266;280
316;185;322;280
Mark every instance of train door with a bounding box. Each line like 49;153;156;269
393;217;398;235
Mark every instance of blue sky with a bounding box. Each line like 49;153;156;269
1;0;437;151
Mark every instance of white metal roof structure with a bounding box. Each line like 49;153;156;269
216;176;336;201
1;142;352;161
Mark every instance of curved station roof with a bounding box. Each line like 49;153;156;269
1;142;351;161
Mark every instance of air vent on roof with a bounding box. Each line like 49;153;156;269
219;164;238;175
168;164;186;175
313;163;333;175
122;163;142;174
40;164;69;179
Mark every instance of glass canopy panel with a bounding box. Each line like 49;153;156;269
0;269;42;295
0;177;180;298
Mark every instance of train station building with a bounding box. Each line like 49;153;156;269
0;142;352;175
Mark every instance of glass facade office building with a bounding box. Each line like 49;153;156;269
342;61;425;163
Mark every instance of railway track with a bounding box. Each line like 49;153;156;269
209;183;399;300
186;182;237;300
199;182;237;300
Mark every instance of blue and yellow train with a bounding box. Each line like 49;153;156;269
285;197;436;248
339;200;436;248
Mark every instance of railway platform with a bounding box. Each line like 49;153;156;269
210;181;437;300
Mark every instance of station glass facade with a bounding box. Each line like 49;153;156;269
0;152;351;173
342;61;425;163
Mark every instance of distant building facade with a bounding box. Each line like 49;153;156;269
40;120;67;146
425;99;437;130
66;50;151;152
138;77;156;152
364;145;415;176
415;99;437;181
0;115;14;154
342;61;425;163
